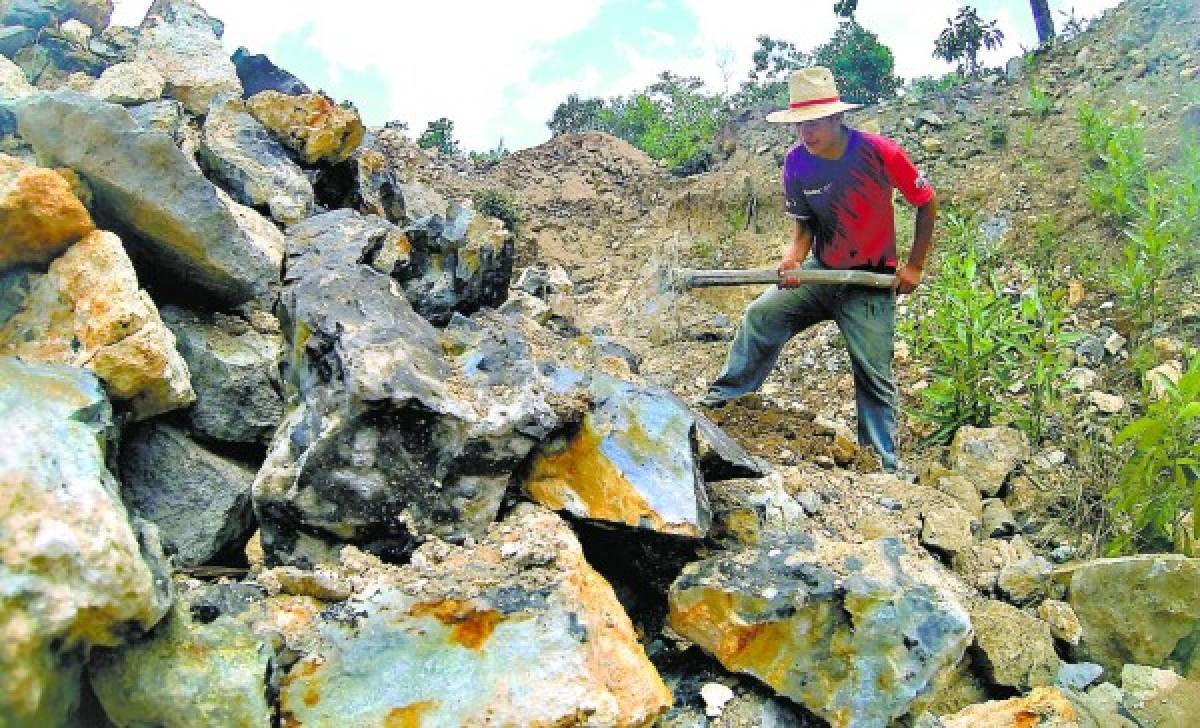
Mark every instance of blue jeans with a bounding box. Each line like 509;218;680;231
708;258;898;471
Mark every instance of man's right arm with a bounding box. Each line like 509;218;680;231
779;219;813;287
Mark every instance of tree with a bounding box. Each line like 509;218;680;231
417;117;460;156
547;93;609;136
833;0;857;18
749;34;810;83
933;6;1005;76
1030;0;1055;45
814;20;900;104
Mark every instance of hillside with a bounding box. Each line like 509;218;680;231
1;0;1199;726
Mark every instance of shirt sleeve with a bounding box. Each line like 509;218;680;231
880;138;935;207
782;156;813;220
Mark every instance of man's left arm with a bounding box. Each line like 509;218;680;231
896;194;937;294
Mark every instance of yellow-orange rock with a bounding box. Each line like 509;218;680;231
0;230;194;419
940;687;1101;727
524;378;711;537
246;91;365;165
0;154;95;267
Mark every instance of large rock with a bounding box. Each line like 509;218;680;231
948;426;1029;497
134;0;241;114
0;52;33;96
669;537;973;727
14;92;282;305
231;46;309;97
692;404;769;480
161;305;284;444
254;210;571;566
14;26;107;83
921;505;978;559
245;90;364;165
0;357;171;725
127;97;184;140
277;506;673;726
0;152;94;267
2;0;113;33
87;60;164;104
0;229;194;419
199;96;313;226
969;599;1061;690
1068;555;1200;678
1119;664;1200;727
706;471;808;548
119;422;257;567
525;376;712;538
933;687;1133;728
396;201;514;324
0;25;35;58
89;586;274;728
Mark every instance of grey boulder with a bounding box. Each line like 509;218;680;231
199;96;313;226
161;305;284;444
14;91;281;306
119;421;257;567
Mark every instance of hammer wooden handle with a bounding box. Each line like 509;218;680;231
677;267;896;289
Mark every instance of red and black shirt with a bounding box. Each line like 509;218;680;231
783;128;934;272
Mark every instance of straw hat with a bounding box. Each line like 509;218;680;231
766;66;861;123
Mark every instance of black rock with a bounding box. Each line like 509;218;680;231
232;46;310;97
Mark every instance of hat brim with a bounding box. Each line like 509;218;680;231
766;101;861;123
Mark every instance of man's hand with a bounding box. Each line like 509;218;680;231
777;258;802;288
893;263;923;294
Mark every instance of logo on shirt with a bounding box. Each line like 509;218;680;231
803;183;832;196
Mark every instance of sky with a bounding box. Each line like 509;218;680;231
111;0;1123;152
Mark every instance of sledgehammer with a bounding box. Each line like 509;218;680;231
669;267;896;291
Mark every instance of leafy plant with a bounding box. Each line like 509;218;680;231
473;189;522;237
1107;356;1200;554
1112;171;1173;337
1084;111;1147;223
1057;7;1091;40
933;6;1006;76
911;241;1019;444
986;118;1008;147
1008;286;1076;444
906;72;966;99
1027;83;1053;119
469;139;510;165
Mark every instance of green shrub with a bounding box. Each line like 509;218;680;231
986;118;1008;147
1007;285;1077;445
473;189;522;237
1112;171;1173;335
1027;83;1053;120
1107;356;1200;554
911;248;1019;444
906;73;966;99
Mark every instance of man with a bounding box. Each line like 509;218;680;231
698;66;937;474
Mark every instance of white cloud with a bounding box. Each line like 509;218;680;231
110;0;1121;151
111;0;604;150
